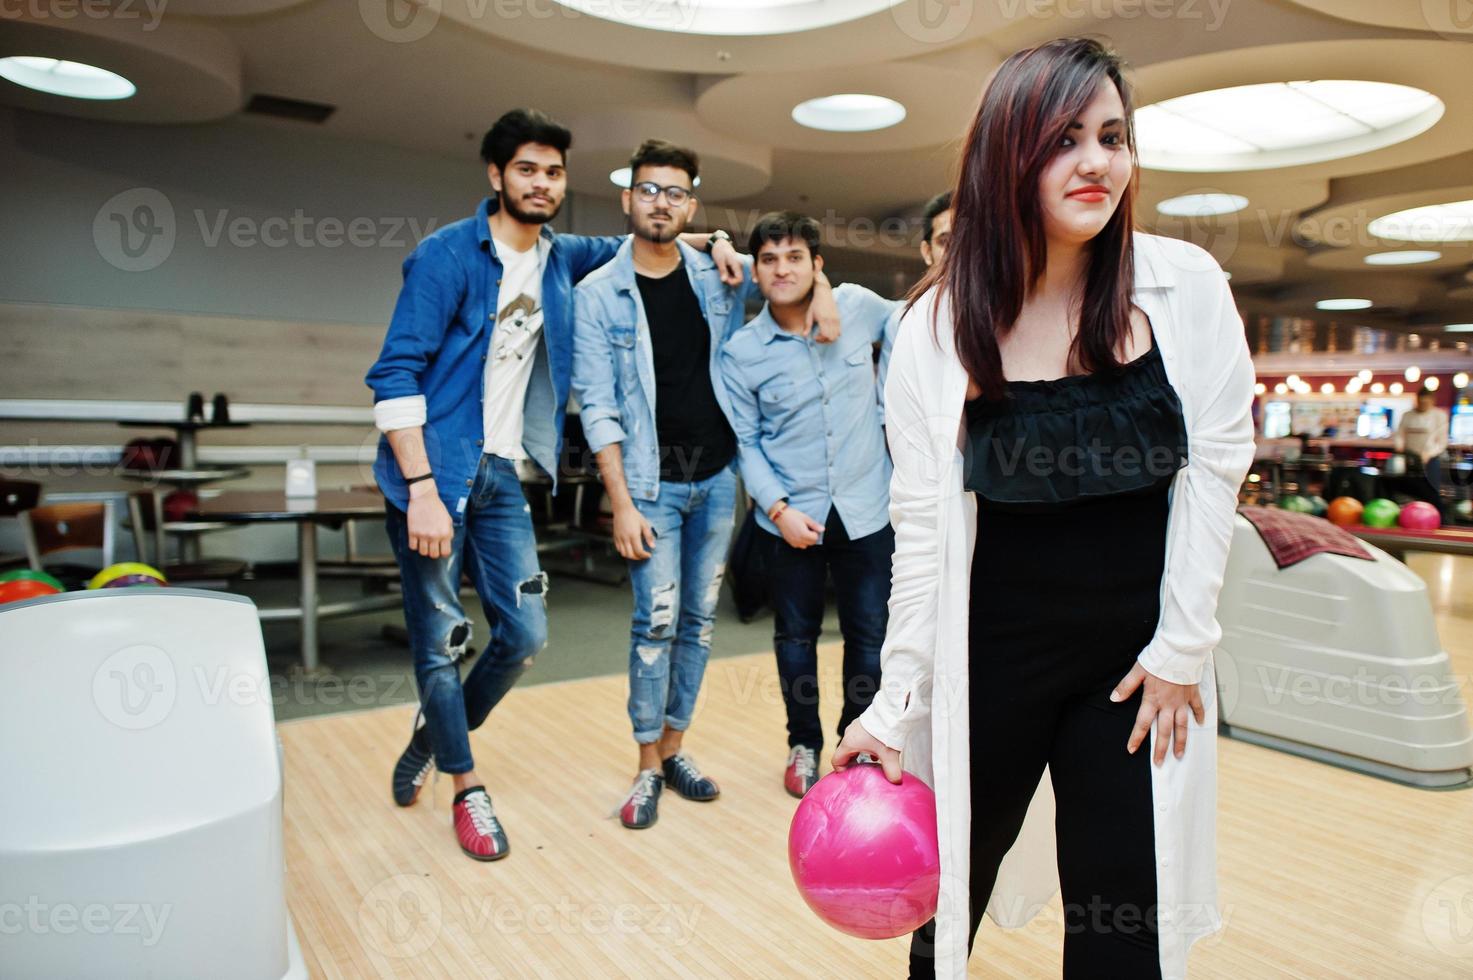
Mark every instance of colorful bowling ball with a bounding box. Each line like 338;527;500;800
1279;495;1316;514
1362;498;1401;528
0;578;62;604
1308;495;1328;517
789;763;940;940
163;489;198;523
1398;501;1441;531
0;568;65;591
1326;496;1364;527
88;562;169;590
102;573;166;588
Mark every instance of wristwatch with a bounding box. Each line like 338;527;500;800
706;229;732;252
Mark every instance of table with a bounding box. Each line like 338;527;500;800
1345;524;1473;561
188;489;400;672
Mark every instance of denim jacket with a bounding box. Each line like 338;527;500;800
364;197;623;520
571;237;756;501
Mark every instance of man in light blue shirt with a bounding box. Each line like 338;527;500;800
719;210;899;798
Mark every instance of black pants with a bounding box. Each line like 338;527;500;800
760;507;894;752
909;489;1167;979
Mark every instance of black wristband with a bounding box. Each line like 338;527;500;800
404;472;434;486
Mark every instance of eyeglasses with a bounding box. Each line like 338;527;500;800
631;181;693;206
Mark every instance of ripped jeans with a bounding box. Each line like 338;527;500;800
385;453;548;774
626;467;737;744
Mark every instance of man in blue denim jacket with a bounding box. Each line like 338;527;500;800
364;112;744;862
571;141;841;830
720;211;900;799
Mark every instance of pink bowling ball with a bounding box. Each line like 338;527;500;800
788;762;940;940
1398;500;1441;531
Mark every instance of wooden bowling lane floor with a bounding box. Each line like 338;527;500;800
280;561;1473;977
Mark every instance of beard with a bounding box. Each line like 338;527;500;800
632;211;683;244
502;191;561;225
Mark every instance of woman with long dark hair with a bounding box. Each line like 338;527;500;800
833;38;1256;979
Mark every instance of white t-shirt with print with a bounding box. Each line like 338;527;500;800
483;237;547;459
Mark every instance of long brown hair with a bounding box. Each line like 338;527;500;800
913;37;1139;400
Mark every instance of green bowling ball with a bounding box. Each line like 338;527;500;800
1308;495;1328;517
0;568;65;592
1279;495;1316;514
1362;497;1401;528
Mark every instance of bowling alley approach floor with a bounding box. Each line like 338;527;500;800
278;552;1473;977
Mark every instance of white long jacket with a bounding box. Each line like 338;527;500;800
858;232;1258;979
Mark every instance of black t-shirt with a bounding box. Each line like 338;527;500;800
635;264;736;483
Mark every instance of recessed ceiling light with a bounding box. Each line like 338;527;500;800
0;56;135;100
608;167;700;189
1364;249;1442;265
1445;323;1473;333
554;0;901;36
1136;80;1442;172
1155;193;1248;217
1317;298;1373;311
792;94;906;133
1368;200;1473;243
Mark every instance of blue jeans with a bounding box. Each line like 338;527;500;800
761;508;894;752
386;454;548;774
626;468;737;744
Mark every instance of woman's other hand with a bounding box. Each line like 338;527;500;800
1112;661;1205;765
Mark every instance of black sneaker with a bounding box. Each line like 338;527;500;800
662;751;720;802
618;769;664;829
391;721;434;807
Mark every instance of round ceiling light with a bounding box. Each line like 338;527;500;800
0;56;135;100
1155;193;1248;216
1136;80;1442;172
1316;298;1373;311
791;94;906;133
553;0;901;35
1367;200;1473;243
1364;249;1443;265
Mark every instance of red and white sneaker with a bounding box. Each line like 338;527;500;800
784;745;820;798
452;787;509;861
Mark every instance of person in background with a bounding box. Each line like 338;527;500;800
1395;386;1449;509
879;190;953;414
721;211;898;798
572;142;843;830
365;111;744;862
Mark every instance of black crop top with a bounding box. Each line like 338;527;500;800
961;340;1188;509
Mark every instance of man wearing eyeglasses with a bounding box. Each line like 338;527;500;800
572;139;841;830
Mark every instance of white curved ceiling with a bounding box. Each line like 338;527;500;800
0;0;1469;329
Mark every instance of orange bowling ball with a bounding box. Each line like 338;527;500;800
1326;496;1364;527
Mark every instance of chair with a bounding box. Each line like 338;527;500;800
0;479;41;571
20;500;115;582
126;490;250;585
